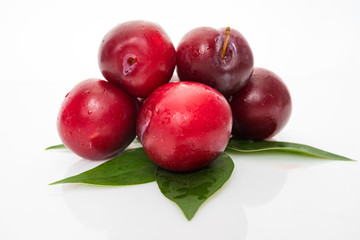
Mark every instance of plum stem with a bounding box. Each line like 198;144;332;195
128;57;136;65
221;27;231;60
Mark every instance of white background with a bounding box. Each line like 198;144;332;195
1;0;360;239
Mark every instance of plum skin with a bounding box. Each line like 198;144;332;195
136;81;233;172
57;79;138;160
98;20;176;98
176;26;254;97
229;67;292;140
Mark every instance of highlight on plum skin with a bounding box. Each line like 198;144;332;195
98;20;176;98
57;79;138;160
136;81;233;172
229;67;292;140
176;26;254;98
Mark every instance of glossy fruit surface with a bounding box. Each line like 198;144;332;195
98;20;176;98
230;67;292;140
176;26;254;97
57;79;138;160
136;81;232;172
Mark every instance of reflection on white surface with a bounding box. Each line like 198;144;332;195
233;151;328;207
59;150;331;240
61;156;248;240
235;158;288;207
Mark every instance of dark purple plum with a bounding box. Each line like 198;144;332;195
176;26;254;97
230;67;292;140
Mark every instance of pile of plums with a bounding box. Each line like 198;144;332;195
57;20;292;172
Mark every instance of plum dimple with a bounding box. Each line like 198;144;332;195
123;54;137;75
99;20;176;98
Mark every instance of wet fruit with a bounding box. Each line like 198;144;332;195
136;81;232;172
176;26;254;97
230;67;292;140
98;20;176;98
57;79;138;160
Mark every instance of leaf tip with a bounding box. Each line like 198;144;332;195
184;211;195;221
45;144;66;150
49;180;61;185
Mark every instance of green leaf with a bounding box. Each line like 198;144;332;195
156;152;234;220
226;138;353;161
50;148;157;185
45;144;66;150
45;138;143;151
